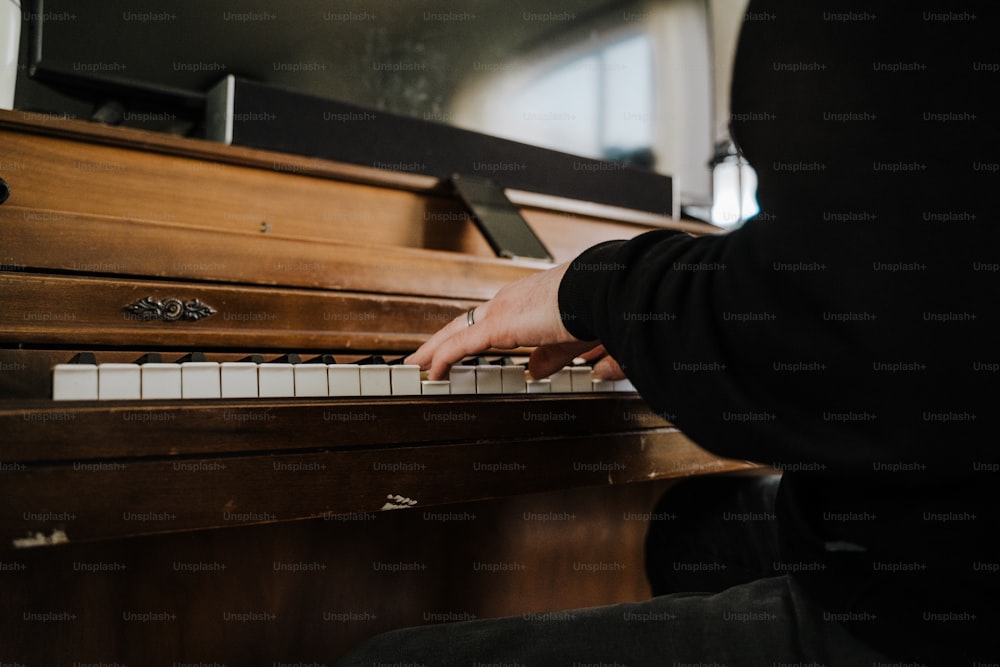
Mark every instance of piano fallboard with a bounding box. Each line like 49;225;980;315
0;271;473;351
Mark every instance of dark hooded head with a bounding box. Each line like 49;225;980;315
729;2;996;221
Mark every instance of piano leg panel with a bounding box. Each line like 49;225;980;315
1;479;678;664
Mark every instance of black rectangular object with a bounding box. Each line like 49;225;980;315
451;173;553;261
207;76;672;216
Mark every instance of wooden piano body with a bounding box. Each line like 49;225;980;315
0;110;757;663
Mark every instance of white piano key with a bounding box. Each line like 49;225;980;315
592;377;616;393
526;378;552;393
420;380;451;395
181;362;221;399
98;363;142;400
294;364;329;397
220;362;259;398
569;366;594;393
52;363;99;401
327;364;361;396
360;364;392;396
390;365;422;396
614;378;637;393
141;363;182;400
500;366;527;394
548;368;573;393
475;366;502;395
259;363;296;398
447;366;477;395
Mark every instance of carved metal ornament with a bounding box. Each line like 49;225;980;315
124;297;217;322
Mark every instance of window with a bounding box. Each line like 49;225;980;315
478;34;654;164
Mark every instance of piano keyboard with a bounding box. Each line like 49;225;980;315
51;352;636;401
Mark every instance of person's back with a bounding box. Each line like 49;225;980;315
702;4;999;660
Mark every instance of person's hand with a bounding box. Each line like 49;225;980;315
405;262;624;381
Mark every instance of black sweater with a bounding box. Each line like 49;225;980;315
559;2;998;663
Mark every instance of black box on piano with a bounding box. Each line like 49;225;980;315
205;75;672;216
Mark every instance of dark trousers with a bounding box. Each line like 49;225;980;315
645;473;784;596
336;475;888;666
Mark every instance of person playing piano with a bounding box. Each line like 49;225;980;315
339;1;997;664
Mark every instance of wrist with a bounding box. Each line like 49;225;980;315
557;241;626;341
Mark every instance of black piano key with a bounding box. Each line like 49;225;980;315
305;354;337;364
177;352;207;363
273;353;302;364
239;354;266;364
70;352;97;365
357;355;386;365
135;353;163;364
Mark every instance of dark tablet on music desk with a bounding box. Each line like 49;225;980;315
452;173;553;262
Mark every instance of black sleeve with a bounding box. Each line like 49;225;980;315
558;205;996;477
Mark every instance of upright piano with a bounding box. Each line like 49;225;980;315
0;109;758;663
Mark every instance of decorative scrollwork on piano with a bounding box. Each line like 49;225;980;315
124;297;217;322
